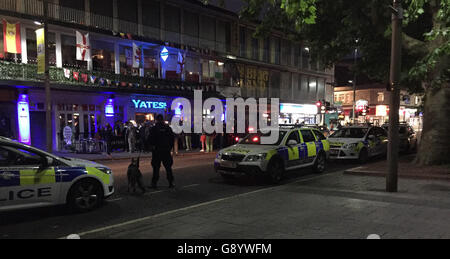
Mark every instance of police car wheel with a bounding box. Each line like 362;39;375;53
358;148;368;164
68;179;104;212
268;159;284;184
313;152;326;174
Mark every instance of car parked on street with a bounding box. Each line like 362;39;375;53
0;137;114;212
382;123;418;153
215;126;330;183
328;125;388;163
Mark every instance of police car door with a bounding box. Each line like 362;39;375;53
285;130;301;168
0;145;60;209
299;129;317;165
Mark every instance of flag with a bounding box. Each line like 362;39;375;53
177;51;186;80
2;20;21;54
132;43;142;68
120;81;127;87
73;71;79;81
35;28;45;74
76;31;91;61
99;78;105;86
81;73;88;83
90;75;96;84
63;68;71;79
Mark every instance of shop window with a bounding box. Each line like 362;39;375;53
377;92;385;102
165;5;181;33
251;36;259;60
271;37;280;65
239;26;246;57
119;45;138;76
186;56;200;82
91;40;115;73
142;1;160;29
118;0;138;23
263;38;270;63
61;34;87;69
143;48;158;78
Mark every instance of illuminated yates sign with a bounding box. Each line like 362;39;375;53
132;99;167;110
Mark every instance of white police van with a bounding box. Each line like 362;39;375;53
0;137;114;212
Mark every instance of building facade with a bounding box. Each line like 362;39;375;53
333;84;423;131
0;0;334;151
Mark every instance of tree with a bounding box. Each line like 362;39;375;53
206;0;449;166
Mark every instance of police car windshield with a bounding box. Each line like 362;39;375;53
240;131;287;145
329;128;368;138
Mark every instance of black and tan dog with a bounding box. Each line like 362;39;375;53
127;157;146;194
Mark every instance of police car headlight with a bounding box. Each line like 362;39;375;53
343;143;358;149
96;167;112;175
244;153;267;162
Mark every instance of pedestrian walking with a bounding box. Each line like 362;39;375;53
148;114;175;188
127;122;137;153
206;131;215;153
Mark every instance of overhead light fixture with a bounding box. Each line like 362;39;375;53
348;80;353;84
226;55;237;60
304;47;310;52
218;62;224;66
34;21;42;26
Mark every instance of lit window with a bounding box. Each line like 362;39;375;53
377;92;384;102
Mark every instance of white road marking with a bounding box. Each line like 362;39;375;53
109;198;123;202
62;172;334;239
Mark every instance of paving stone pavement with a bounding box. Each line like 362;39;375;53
84;172;450;239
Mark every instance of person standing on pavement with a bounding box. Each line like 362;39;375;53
105;123;113;156
148;114;175;188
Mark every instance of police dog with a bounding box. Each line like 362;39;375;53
127;157;146;194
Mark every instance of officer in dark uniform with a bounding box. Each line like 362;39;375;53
148;114;175;188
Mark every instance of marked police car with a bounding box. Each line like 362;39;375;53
328;125;388;163
214;126;330;183
0;137;114;212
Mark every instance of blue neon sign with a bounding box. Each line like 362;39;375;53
132;99;167;110
160;47;169;62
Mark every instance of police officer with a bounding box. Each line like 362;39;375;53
148;114;175;188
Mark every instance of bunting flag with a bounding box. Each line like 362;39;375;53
89;75;96;84
76;31;91;61
132;42;142;68
63;68;71;79
177;51;185;75
120;81;127;87
81;73;88;83
73;71;79;81
99;78;105;86
106;79;111;86
2;20;21;54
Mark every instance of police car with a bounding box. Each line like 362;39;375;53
328;125;388;163
214;126;330;183
0;137;114;212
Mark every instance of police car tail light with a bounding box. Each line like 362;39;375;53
252;137;259;142
235;137;240;142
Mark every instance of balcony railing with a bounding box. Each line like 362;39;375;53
0;60;218;94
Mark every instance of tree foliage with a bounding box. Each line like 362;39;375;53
232;0;449;93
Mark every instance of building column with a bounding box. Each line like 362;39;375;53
137;0;143;36
114;42;120;74
113;0;119;32
180;9;184;45
55;32;62;68
20;25;27;64
16;0;25;13
160;2;165;41
84;0;91;27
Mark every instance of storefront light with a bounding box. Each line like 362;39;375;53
17;94;31;145
105;98;114;117
160;47;169;62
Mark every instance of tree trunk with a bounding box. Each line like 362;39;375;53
415;86;450;166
